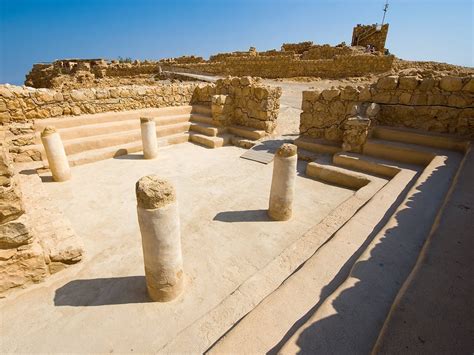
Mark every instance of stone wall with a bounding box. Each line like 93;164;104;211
0;83;196;123
352;23;389;51
0;133;83;296
301;44;354;60
300;74;474;140
169;54;394;79
25;34;395;88
192;76;281;133
281;41;314;54
0;83;197;161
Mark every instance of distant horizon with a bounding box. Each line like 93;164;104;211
1;0;473;86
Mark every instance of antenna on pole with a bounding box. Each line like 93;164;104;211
381;0;389;26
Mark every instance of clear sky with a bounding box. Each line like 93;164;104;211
0;0;472;85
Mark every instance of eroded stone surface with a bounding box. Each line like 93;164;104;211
136;175;176;209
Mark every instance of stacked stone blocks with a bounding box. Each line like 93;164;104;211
193;76;281;133
300;74;474;141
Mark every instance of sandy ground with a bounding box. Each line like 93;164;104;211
0;143;353;353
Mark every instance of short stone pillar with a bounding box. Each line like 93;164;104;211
140;117;158;159
211;94;232;126
40;126;71;182
268;143;298;221
136;175;184;302
342;116;371;153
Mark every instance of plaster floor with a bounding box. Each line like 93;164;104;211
0;142;354;353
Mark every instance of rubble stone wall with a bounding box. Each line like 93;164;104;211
301;44;354;60
300;74;474;140
0;133;84;296
169;54;394;79
192;76;281;133
281;41;314;54
0;83;196;123
0;83;197;161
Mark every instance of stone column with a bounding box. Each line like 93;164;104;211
136;175;184;302
40;126;71;182
140;117;158;159
268;143;298;221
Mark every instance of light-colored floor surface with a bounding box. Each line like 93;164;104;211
0;142;354;353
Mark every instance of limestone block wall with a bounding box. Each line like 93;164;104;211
300;74;474;140
281;41;314;54
0;134;84;296
192;76;281;133
169;54;394;79
301;44;353;60
0;83;197;161
352;23;389;51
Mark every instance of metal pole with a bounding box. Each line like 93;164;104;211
382;0;389;26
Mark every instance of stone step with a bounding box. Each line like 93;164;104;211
63;122;190;155
190;113;214;125
189;132;232;148
372;125;469;153
294;136;341;155
209;165;418;354
33;114;191;143
34;105;194;131
190;122;227;137
333;152;403;178
363;138;435;166
28;122;191;156
67;133;190;167
230;136;257;149
279;152;462;354
228;125;266;141
191;105;211;116
306;159;371;190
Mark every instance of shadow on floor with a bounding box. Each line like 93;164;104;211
214;209;271;223
18;168;38;176
54;276;151;306
113;151;144;160
39;175;54;183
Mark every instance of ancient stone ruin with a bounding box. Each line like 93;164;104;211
1;22;473;354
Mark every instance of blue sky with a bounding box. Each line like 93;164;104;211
0;0;472;85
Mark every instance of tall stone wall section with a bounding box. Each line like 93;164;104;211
192;76;281;133
352;24;389;51
300;74;474;140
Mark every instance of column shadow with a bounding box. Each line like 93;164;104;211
213;209;271;222
54;276;152;306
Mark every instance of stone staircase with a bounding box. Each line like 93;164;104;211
21;105;267;168
204;125;470;354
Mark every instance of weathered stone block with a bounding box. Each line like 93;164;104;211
377;76;398;90
398;76;420;90
322;89;340;101
439;76;463;92
0;215;32;249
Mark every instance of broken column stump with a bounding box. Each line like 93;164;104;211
268;143;298;221
40;126;71;182
140;117;158;159
136;175;184;302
